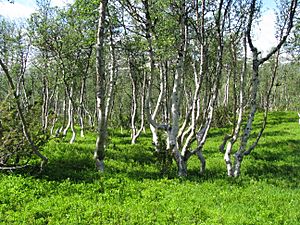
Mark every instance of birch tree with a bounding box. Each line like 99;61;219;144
94;0;118;172
172;0;236;176
231;0;298;177
94;0;108;172
128;53;146;144
221;32;248;176
122;0;242;176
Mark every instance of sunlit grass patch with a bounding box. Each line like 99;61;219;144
1;111;300;224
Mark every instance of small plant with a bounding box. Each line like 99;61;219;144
153;131;173;175
211;105;234;128
0;98;49;169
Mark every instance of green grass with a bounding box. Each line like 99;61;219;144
0;111;300;224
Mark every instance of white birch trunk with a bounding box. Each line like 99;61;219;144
84;106;94;128
68;86;76;144
245;48;282;155
224;34;247;176
69;111;76;144
233;55;259;177
130;71;146;144
63;96;72;136
56;94;66;136
223;73;230;106
129;59;138;144
142;0;170;153
42;76;49;131
171;0;187;177
150;64;165;150
194;86;218;174
181;0;227;175
50;89;59;136
233;0;297;177
79;79;86;138
94;0;109;172
78;47;92;138
103;23;117;129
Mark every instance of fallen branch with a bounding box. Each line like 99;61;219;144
0;164;29;170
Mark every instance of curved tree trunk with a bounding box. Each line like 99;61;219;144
223;34;247;176
78;47;92;138
0;58;48;169
233;0;297;177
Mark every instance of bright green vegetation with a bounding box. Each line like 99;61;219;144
0;111;299;224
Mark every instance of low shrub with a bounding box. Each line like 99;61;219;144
0;98;49;168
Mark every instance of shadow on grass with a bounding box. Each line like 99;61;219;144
245;163;300;188
266;111;298;125
208;128;230;138
106;145;156;165
253;139;300;161
9;147;299;189
6;125;299;188
260;130;291;137
39;157;99;182
245;139;300;188
0;158;99;184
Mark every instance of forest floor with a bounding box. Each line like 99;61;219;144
0;111;300;224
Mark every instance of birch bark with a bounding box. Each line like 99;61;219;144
42;75;49;131
50;90;59;136
179;0;230;176
223;34;247;176
233;0;298;177
79;47;92;138
95;0;108;171
245;47;282;155
149;63;165;150
129;58;146;144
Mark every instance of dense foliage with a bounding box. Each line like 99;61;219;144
0;98;49;168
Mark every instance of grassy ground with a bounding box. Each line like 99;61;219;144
0;111;299;224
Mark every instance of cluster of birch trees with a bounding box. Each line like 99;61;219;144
0;0;299;176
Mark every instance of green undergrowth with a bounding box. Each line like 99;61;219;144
0;111;300;224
